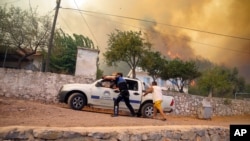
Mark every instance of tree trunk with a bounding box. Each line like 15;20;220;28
132;68;136;79
208;89;213;98
17;52;36;69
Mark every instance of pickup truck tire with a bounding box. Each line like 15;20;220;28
141;103;154;118
68;93;86;110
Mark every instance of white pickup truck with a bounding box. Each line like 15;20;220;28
57;77;175;118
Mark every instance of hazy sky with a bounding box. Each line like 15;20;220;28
1;0;250;82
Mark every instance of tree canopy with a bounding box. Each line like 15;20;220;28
140;51;167;81
49;29;98;74
196;66;246;98
197;66;232;97
103;30;151;78
0;6;52;68
160;59;201;93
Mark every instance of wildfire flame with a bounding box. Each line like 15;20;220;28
190;80;196;86
167;51;182;59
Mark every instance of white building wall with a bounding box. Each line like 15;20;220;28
75;47;99;79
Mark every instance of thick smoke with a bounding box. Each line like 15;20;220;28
8;0;249;81
142;22;195;60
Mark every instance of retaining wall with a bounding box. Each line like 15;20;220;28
0;126;229;141
166;92;250;116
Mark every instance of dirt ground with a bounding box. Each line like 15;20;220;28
0;96;250;128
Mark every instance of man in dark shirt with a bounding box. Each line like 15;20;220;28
103;72;136;117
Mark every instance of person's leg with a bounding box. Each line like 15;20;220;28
158;107;167;120
155;100;167;120
113;94;122;116
123;94;136;116
153;103;157;119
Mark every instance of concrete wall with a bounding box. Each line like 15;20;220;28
0;68;250;116
75;47;99;79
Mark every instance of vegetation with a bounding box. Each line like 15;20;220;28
189;66;248;98
0;6;52;68
140;51;167;81
140;52;201;93
160;59;201;93
197;67;232;97
49;29;98;75
0;5;101;78
103;30;151;78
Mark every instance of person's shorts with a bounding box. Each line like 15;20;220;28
154;100;163;110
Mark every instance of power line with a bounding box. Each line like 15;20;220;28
73;0;99;49
82;12;142;30
61;7;250;41
68;10;250;55
59;12;73;33
190;41;250;55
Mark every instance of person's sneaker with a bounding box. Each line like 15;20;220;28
111;114;118;117
161;118;167;121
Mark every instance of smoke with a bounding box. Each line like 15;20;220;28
7;0;249;82
92;0;250;82
142;22;195;60
132;0;250;82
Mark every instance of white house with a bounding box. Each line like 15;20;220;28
127;67;188;93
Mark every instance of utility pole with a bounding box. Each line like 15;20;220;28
45;0;61;72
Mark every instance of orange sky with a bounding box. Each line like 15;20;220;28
2;0;250;82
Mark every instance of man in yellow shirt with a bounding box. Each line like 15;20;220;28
143;81;167;121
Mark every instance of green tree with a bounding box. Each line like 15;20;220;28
229;67;245;94
103;30;151;78
49;29;99;75
0;6;8;48
72;34;96;49
160;59;201;93
245;84;250;92
0;6;52;68
197;67;232;97
140;51;167;81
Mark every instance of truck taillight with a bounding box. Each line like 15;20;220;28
170;99;174;106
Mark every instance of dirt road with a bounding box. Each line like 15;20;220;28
0;96;249;127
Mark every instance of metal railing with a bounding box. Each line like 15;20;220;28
234;92;250;99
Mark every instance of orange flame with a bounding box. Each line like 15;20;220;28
167;51;182;59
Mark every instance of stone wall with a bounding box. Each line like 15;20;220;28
0;68;250;116
0;68;94;103
166;92;250;116
0;126;229;141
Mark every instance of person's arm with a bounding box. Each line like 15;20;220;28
143;87;153;96
102;75;116;80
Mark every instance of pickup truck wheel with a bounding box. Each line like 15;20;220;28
141;103;154;118
68;93;86;110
